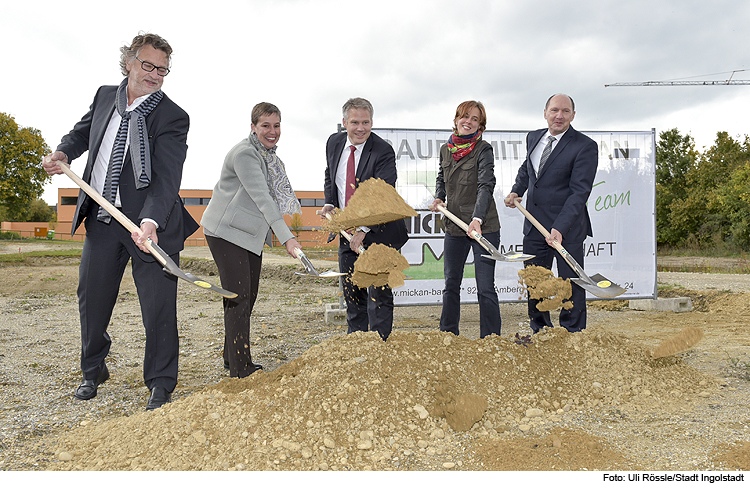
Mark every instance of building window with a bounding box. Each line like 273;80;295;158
183;197;211;205
61;196;78;205
299;198;326;207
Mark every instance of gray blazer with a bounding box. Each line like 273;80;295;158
201;135;295;255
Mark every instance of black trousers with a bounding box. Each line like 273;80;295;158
206;235;262;378
523;233;587;333
79;211;180;392
339;239;394;341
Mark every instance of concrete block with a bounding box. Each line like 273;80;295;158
628;297;693;313
324;303;347;323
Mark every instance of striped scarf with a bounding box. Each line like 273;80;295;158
446;130;482;161
250;132;301;216
98;78;163;222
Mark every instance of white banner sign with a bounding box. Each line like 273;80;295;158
374;128;656;305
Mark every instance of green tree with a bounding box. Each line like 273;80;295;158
711;160;750;250
290;213;304;238
654;128;697;246
669;132;750;249
0;112;51;221
21;197;57;223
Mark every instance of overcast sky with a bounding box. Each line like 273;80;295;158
4;0;750;204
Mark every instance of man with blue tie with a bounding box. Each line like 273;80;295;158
505;94;598;333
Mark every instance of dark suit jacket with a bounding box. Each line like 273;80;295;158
510;125;598;244
57;85;198;257
324;131;408;249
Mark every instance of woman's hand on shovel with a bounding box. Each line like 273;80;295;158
285;238;303;258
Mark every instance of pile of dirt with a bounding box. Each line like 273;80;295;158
47;327;725;471
324;178;417;232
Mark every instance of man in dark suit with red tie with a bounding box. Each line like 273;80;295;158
42;33;198;410
505;94;598;333
319;98;408;341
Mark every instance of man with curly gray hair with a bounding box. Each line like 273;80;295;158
42;32;197;411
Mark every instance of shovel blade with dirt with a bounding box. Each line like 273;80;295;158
54;160;239;299
512;198;626;298
435;204;534;262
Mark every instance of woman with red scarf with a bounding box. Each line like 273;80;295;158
429;101;502;338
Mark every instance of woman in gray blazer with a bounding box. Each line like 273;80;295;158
201;102;302;378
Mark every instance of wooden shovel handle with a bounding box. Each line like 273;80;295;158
435;203;493;253
512;198;565;252
325;212;365;254
54;160;166;267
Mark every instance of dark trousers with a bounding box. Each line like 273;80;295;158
79;212;180;392
440;231;501;338
206;235;262;378
339;240;394;341
523;234;587;332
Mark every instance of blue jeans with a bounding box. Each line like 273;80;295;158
440;231;501;338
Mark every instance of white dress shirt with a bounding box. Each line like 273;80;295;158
90;94;149;207
334;140;364;209
530;128;567;175
89;93;158;228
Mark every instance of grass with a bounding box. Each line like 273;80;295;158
725;352;750;381
0;249;82;263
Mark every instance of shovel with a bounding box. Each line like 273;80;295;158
324;212;365;254
293;247;346;278
435;203;534;262
512;198;626;298
54;160;238;299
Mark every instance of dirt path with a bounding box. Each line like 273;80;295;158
0;240;748;472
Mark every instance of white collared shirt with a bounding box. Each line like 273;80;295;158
530;128;567;175
335;140;364;209
90;94;150;207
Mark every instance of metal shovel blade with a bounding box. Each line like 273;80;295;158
571;273;627;298
148;242;239;299
293;247;346;278
481;250;535;262
295;270;347;278
474;233;535;262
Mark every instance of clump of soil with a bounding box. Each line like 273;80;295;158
474;427;634;470
324;178;417;232
352;243;409;289
518;265;573;312
651;327;705;359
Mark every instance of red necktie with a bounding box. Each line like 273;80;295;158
345;145;356;206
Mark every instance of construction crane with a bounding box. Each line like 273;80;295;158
605;70;750;87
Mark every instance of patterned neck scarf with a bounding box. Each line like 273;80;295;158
98;78;163;222
446;130;482;161
249;132;301;216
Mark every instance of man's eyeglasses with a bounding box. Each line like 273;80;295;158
135;56;170;77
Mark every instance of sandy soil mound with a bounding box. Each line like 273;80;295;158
48;327;721;471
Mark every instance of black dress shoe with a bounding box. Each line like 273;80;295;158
146;386;172;411
224;360;263;371
74;363;109;400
